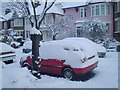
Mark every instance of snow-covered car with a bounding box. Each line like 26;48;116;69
107;45;116;52
22;40;32;53
96;44;106;58
63;38;106;58
0;42;16;64
20;40;98;80
11;36;24;48
11;41;21;48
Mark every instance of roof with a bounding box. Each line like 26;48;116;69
62;1;88;9
30;3;63;16
46;5;64;15
62;0;111;9
0;11;14;21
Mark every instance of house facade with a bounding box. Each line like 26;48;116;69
0;2;63;41
63;2;114;39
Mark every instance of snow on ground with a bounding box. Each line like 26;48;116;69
2;47;118;88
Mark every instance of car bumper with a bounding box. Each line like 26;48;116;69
73;61;98;75
97;52;106;58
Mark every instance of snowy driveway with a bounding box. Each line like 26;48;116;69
2;47;118;88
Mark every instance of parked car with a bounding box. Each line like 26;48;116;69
63;38;106;58
20;40;98;80
22;40;41;53
11;41;21;48
11;36;24;48
22;40;32;53
107;45;116;52
0;42;16;64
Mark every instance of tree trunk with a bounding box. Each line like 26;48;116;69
53;35;56;40
31;34;41;79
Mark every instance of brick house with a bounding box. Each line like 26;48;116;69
63;1;114;39
0;2;63;41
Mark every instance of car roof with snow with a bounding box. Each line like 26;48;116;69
0;42;15;53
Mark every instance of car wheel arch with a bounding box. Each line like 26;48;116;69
61;66;75;80
22;61;32;70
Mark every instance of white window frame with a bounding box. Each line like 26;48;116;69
101;4;105;15
14;19;23;26
115;2;120;13
80;8;86;17
91;3;110;17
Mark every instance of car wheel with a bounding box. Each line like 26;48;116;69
22;62;31;70
63;68;75;80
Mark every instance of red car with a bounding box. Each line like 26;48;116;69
20;40;98;80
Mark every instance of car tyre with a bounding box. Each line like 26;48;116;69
22;62;31;70
63;68;75;80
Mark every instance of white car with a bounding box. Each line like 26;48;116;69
22;40;32;53
0;42;16;64
63;38;106;58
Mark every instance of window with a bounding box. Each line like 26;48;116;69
66;14;74;20
115;21;119;32
101;5;105;15
114;2;118;12
77;27;83;37
14;19;23;26
106;5;110;15
80;8;86;17
91;6;95;16
80;9;83;17
96;5;100;15
10;20;14;27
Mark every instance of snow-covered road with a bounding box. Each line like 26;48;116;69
2;47;118;88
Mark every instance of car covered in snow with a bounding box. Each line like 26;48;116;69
11;36;24;48
20;40;98;80
0;42;16;64
107;45;116;52
22;40;32;53
63;38;106;58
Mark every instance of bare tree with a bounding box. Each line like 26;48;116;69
8;0;56;78
43;17;72;40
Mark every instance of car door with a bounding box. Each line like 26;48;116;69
40;59;64;75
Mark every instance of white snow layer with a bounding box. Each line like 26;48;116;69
40;40;98;68
2;45;118;88
30;27;41;35
0;42;15;53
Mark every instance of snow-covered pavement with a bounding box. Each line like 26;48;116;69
2;47;118;88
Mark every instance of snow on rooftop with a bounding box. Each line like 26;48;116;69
46;5;63;15
0;11;14;21
62;2;87;9
30;27;42;35
30;2;63;16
